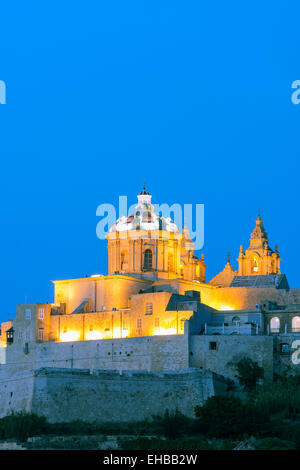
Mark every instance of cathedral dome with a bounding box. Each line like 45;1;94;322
109;188;179;234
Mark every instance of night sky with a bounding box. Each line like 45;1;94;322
0;1;300;321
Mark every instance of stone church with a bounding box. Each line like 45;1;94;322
0;188;299;423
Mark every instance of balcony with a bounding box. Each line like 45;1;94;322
205;323;258;336
270;328;280;334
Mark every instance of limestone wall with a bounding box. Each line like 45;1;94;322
0;370;35;418
3;334;189;376
189;335;274;382
0;367;226;422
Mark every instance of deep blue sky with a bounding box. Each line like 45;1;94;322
0;1;299;321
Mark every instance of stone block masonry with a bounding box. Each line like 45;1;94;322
0;367;228;422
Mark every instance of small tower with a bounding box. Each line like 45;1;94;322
237;214;281;276
180;225;206;282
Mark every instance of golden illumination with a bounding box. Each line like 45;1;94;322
153;327;177;336
59;331;80;342
112;328;121;339
219;306;233;311
85;331;104;341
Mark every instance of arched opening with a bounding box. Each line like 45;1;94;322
180;264;184;278
292;316;300;333
120;250;128;271
252;257;259;273
143;249;152;270
232;316;240;325
270;316;280;333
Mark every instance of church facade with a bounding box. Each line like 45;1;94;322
0;189;300;421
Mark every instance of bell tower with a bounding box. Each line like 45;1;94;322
237;214;281;275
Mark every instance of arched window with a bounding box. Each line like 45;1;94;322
292;316;300;333
120;250;128;271
252;257;259;273
270;316;280;333
144;249;152;270
232;316;240;324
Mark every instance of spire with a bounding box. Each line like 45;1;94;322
137;185;152;208
139;183;150;196
251;213;268;241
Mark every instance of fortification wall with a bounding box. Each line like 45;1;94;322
3;334;189;376
0;367;227;422
0;370;35;418
189;335;274;382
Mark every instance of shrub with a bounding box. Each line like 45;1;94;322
0;413;48;442
253;380;300;420
257;437;296;450
194;395;269;438
151;409;192;440
233;357;264;393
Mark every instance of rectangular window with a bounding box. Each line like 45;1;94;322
123;319;128;330
38;328;44;341
137;318;142;329
155;318;160;328
180;319;186;332
209;341;217;351
145;303;153;315
38;308;45;320
25;309;31;320
25;331;30;341
18;331;22;340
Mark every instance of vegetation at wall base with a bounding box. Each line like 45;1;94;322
2;359;300;449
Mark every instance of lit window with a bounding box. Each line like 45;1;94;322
38;308;45;320
292;316;300;332
180;319;185;332
252;258;258;273
25;309;31;320
270;317;280;333
144;249;153;270
145;303;153;315
137;318;142;329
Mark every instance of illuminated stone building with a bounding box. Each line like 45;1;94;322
0;189;299;347
0;188;300;424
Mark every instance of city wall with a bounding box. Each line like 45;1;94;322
189;335;274;382
3;334;189;376
0;367;227;422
